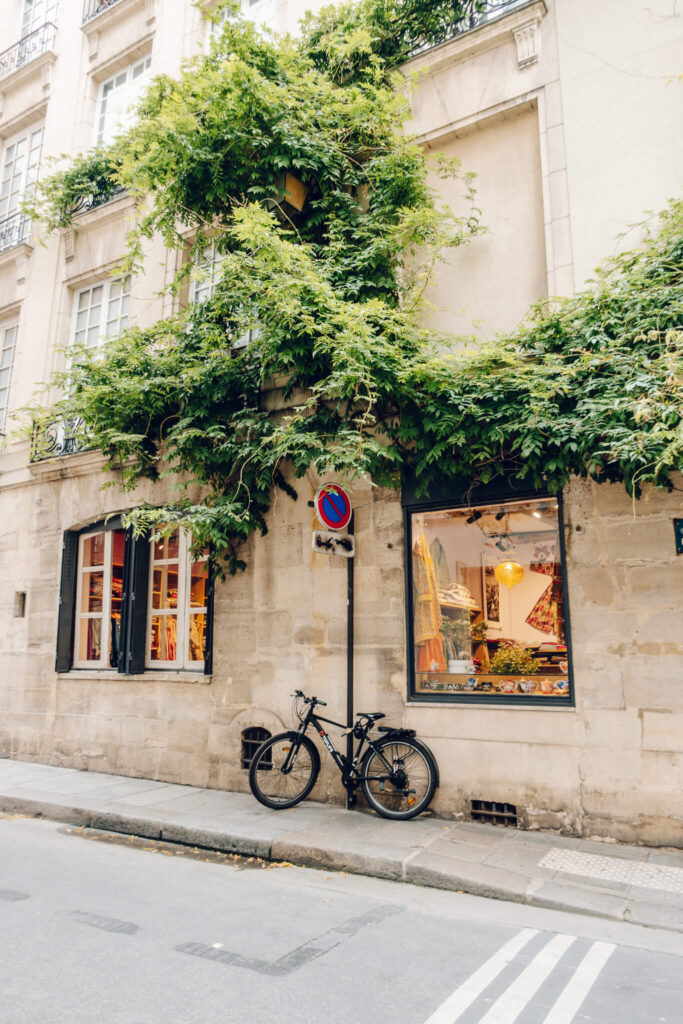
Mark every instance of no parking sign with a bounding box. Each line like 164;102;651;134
314;484;352;531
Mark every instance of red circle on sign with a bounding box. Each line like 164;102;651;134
315;484;352;531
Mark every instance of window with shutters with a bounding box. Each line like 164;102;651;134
56;520;213;676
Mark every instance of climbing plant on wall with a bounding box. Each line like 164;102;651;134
25;0;683;573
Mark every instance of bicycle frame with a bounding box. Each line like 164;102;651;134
287;703;393;794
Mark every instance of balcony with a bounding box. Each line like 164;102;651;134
413;0;534;54
0;212;31;254
82;0;125;24
31;416;92;462
0;22;57;83
70;184;127;217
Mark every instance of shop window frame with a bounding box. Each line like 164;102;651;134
55;517;214;676
403;481;575;707
145;529;209;672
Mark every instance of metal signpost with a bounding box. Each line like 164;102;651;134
313;484;355;809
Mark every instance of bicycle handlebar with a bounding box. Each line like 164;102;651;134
290;690;327;707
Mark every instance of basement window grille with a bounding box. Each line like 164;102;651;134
241;727;271;770
470;800;518;826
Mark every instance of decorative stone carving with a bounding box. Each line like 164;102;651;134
40;57;55;91
144;0;156;23
88;30;100;61
513;17;542;69
16;252;30;285
63;228;75;263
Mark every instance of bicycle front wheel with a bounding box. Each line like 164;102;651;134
248;731;320;810
361;736;437;820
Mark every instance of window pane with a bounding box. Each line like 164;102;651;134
82;533;104;567
190;560;208;607
154;530;179;560
410;498;568;699
81;571;104;613
110;530;125;668
188;613;206;661
78;617;102;662
150;615;177;661
151;566;178;609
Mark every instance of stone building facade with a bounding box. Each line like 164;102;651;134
0;0;681;845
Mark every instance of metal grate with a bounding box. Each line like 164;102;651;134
471;799;518;826
241;727;271;770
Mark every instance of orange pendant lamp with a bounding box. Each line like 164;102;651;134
494;560;524;589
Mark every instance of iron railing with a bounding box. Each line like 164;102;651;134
30;416;92;462
413;0;533;54
82;0;124;24
0;212;31;254
0;22;57;82
70;185;127;217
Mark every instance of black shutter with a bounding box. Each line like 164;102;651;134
203;562;215;675
118;529;134;674
125;533;150;675
55;531;79;673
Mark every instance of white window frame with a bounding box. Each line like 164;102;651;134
73;528;120;670
189;244;258;349
0;125;44;250
71;275;131;352
95;55;152;147
0;322;18;436
146;530;208;671
210;0;275;35
21;0;58;37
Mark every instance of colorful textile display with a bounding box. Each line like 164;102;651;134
413;533;446;672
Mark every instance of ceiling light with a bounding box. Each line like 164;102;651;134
465;510;482;524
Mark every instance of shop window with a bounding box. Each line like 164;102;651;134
95;55;152;147
55;520;213;675
241;727;271;769
407;495;572;703
72;276;131;350
147;530;209;670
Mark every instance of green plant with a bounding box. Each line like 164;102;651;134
489;643;538;676
21;0;683;575
470;620;488;643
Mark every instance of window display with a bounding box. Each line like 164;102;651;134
74;528;125;669
147;529;209;670
409;497;571;701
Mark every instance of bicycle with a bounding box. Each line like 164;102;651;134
248;690;439;820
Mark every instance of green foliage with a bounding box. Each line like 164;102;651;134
25;0;683;573
489;643;538;676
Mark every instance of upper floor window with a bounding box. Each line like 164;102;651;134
406;494;572;704
0;126;43;251
212;0;275;34
21;0;58;36
72;276;130;349
189;244;258;349
96;55;152;146
0;324;18;436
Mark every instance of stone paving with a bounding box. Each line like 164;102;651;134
1;756;683;934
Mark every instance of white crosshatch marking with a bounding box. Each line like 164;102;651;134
539;848;683;894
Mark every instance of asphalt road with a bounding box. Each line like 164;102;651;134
1;814;682;1024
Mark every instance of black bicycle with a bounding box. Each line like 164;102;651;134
248;690;438;820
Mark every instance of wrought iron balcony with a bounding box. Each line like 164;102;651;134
82;0;125;24
0;22;57;82
0;212;31;254
31;416;92;462
413;0;533;54
70;185;127;216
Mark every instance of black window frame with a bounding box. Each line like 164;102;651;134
55;517;214;676
403;477;575;707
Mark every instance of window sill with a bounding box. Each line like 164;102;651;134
58;669;211;684
406;698;575;711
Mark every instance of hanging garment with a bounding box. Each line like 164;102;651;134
429;538;451;588
525;581;554;633
413;534;446;672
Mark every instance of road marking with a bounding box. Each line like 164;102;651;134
541;941;615;1024
422;929;538;1024
478;933;576;1024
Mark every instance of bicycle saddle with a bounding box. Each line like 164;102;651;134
357;712;385;721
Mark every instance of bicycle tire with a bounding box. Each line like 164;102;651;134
360;735;437;820
249;731;320;810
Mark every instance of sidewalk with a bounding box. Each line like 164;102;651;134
2;756;683;934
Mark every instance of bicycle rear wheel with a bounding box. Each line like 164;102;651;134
361;736;437;820
248;731;320;810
